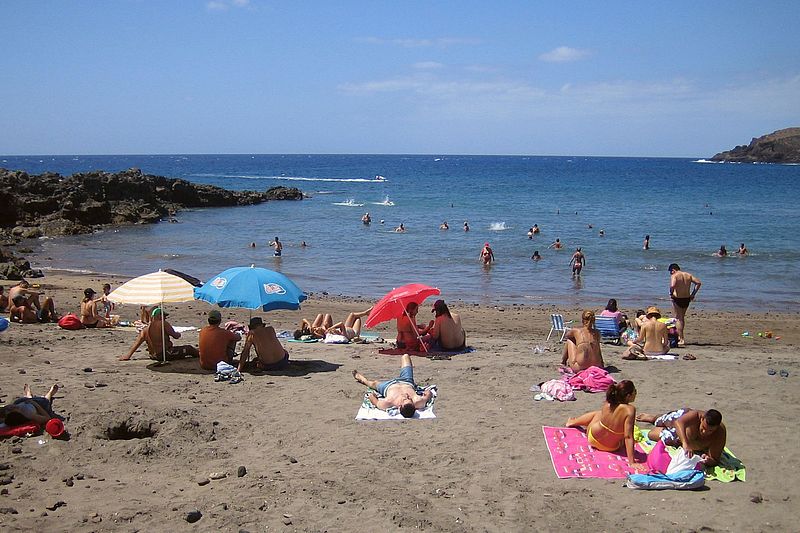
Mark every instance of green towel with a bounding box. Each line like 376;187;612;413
634;425;745;482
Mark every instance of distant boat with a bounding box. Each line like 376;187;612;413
375;175;387;181
333;198;365;207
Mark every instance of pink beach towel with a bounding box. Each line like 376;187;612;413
543;426;647;479
565;366;615;392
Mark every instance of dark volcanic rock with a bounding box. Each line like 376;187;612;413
711;127;800;163
0;167;303;273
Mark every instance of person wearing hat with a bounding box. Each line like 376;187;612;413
120;307;199;361
479;242;494;265
80;288;108;328
238;317;290;372
198;309;241;371
622;306;670;360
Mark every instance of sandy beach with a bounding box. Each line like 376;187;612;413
1;271;799;531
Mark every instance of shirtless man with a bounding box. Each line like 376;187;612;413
569;247;585;277
120;307;199;361
623;306;670;360
549;238;563;250
326;307;372;340
352;354;434;418
439;221;449;230
562;310;604;371
396;302;432;351
426;299;466;351
238;317;289;371
637;408;726;466
361;212;371;225
463;221;469;232
9;295;57;323
8;280;43;311
737;243;748;256
668;263;701;346
270;236;283;257
479;242;495;265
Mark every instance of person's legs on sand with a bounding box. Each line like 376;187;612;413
352;369;379;390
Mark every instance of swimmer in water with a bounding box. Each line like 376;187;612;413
440;221;449;230
549;238;563;250
361;212;371;225
715;245;727;257
643;235;650;250
737;243;748;256
269;236;282;257
395;223;406;233
463;221;470;232
531;250;542;261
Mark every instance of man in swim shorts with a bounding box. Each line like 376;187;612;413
199;309;241;371
352;354;433;418
120;307;199;361
270;236;283;256
238;317;289;371
668;263;701;346
637;408;726;466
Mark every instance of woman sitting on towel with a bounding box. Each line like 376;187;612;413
566;380;645;470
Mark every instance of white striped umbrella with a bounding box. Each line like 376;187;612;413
108;270;197;363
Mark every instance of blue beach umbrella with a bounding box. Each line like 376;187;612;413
194;265;307;311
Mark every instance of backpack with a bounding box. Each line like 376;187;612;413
58;313;84;330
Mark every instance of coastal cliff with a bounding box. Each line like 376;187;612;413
0;167;303;279
710;127;800;163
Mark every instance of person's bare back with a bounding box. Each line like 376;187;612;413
240;324;286;370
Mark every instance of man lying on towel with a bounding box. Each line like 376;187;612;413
637;408;727;466
352;354;433;418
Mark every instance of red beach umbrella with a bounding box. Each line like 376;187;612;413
365;283;441;329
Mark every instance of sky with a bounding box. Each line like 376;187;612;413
1;1;799;157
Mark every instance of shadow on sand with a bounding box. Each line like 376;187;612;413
146;358;341;377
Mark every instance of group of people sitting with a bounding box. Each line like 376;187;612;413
565;380;727;470
2;280;58;324
79;284;115;327
120;307;291;372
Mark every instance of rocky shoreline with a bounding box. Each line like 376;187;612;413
711;127;800;163
0;167;302;279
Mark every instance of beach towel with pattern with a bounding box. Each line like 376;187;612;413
543;426;647;479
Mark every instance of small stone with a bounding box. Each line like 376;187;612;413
185;510;202;523
95;382;107;388
283;518;292;525
188;395;196;400
0;507;19;514
44;360;51;364
65;479;74;487
18;369;26;374
209;472;227;480
91;514;102;523
39;477;47;482
75;474;85;480
0;476;14;485
288;457;298;464
750;492;763;503
197;478;210;486
11;448;22;455
0;464;9;471
337;499;346;504
46;501;66;511
84;384;94;388
237;466;247;478
83;367;93;372
1;488;8;495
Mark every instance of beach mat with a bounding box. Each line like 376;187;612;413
378;346;474;357
287;338;319;343
634;426;745;482
355;386;437;420
543;426;647;479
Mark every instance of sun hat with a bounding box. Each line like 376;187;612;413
646;306;662;318
45;418;65;438
249;316;264;328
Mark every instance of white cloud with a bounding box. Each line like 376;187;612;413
356;37;480;48
413;61;444;70
538;46;592;63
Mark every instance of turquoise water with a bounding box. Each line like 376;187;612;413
3;154;799;311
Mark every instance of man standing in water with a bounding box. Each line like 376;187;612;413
570;247;585;277
669;263;702;346
270;237;282;257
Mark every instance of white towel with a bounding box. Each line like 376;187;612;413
355;386;437;420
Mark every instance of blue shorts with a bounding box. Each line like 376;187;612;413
376;365;416;397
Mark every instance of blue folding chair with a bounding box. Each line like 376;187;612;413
546;314;573;342
594;316;623;345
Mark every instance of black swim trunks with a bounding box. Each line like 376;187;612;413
671;296;691;309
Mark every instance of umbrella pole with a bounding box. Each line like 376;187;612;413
402;307;429;354
161;299;166;364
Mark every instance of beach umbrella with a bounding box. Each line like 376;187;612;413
108;270;197;363
365;283;441;329
194;265;307;312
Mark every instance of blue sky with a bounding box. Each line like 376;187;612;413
1;1;798;156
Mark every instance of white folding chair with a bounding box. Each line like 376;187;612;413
546;314;572;342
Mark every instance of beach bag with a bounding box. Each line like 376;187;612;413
625;469;705;490
58;313;84;330
646;439;672;474
666;449;705;475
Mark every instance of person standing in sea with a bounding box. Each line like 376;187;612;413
668;263;702;347
643;235;650;250
480;242;495;265
570;248;586;277
270;237;282;257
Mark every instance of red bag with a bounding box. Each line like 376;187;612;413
58;313;84;330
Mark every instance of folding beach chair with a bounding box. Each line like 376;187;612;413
546;314;572;342
594;316;623;345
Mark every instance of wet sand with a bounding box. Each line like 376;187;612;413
0;271;798;531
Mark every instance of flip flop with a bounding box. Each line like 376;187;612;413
780;369;789;378
682;354;697;360
767;368;777;375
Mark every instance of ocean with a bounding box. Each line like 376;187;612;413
2;154;799;312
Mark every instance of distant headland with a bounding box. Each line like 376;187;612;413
710;127;800;163
0;167;303;279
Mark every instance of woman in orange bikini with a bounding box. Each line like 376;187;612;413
565;380;645;470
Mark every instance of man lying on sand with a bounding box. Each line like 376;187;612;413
622;306;670;360
637;408;726;466
238;317;290;372
352;354;433;418
120;307;199;361
562;310;604;371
